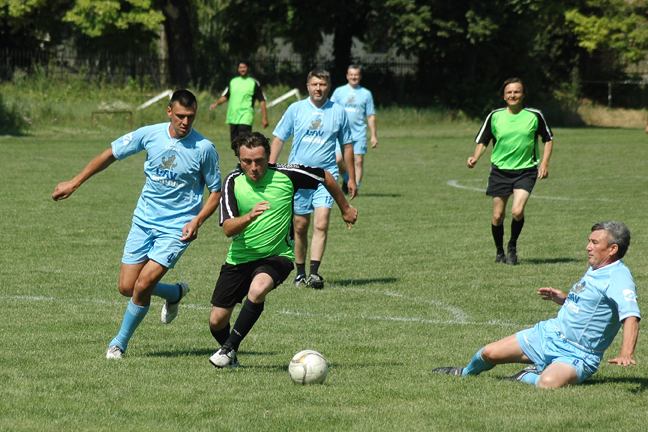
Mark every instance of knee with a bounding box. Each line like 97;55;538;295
209;310;230;330
511;208;524;220
481;344;499;363
294;218;309;234
117;282;134;297
492;213;505;225
312;218;329;233
536;374;566;389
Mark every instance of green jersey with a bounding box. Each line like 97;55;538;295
475;108;553;170
223;76;266;126
220;164;325;265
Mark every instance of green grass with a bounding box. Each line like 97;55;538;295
2;121;648;431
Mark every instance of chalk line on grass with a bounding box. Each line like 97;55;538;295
447;179;613;202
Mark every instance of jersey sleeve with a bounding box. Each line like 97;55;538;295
201;141;222;192
219;171;240;226
278;164;326;191
253;81;266;103
111;127;149;160
365;91;376;117
330;88;340;104
221;86;230;99
337;109;352;146
534;110;553;143
475;112;495;146
607;269;641;322
272;103;295;142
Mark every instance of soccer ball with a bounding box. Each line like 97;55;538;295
288;350;329;385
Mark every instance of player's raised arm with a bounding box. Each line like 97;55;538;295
52;148;117;201
321;169;357;228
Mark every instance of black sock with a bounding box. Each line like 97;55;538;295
310;260;321;275
509;218;525;250
296;263;306;275
492;224;505;255
210;323;231;346
226;299;265;351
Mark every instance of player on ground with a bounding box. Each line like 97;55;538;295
210;60;269;142
269;68;356;289
52;90;222;359
433;221;640;388
331;65;378;194
208;132;357;368
468;78;553;265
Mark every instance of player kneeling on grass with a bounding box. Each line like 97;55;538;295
433;221;640;388
52;90;222;359
209;132;357;368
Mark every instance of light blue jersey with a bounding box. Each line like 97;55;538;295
555;260;640;353
111;122;221;232
273;99;351;176
331;84;375;145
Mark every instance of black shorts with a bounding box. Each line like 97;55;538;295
486;164;538;197
210;256;294;308
229;124;252;143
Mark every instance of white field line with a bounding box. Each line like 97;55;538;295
447;180;613;202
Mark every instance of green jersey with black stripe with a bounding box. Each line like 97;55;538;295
219;164;324;265
475;108;553;170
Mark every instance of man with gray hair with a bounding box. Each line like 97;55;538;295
433;221;640;388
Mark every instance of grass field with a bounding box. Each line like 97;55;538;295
2;120;648;431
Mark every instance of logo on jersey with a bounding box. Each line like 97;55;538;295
122;132;133;146
159;155;178;170
309;119;322;130
623;289;638;302
347;96;355;104
571;280;586;294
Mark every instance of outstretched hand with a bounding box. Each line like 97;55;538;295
608;355;636;367
537;287;567;305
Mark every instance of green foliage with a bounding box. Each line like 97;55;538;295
2;124;648;431
63;0;164;38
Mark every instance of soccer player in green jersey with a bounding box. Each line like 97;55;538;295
208;132;357;368
468;78;553;265
210;60;269;142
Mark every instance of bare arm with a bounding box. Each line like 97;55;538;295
222;201;270;237
467;143;487;168
260;101;269;128
180;191;221;242
537;287;567;305
210;96;228;111
367;114;378;147
52;148;117;201
342;143;356;199
538;140;553;179
322;170;357;229
269;137;285;164
608;316;640;366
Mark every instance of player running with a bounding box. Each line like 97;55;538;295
468;78;553;265
53;90;222;359
208;132;357;368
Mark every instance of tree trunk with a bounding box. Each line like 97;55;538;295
157;0;194;87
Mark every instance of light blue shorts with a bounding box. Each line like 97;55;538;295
335;140;367;156
516;319;602;384
122;222;189;269
294;183;334;214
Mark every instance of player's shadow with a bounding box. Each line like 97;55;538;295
583;377;648;393
145;349;280;358
523;258;581;265
331;278;399;286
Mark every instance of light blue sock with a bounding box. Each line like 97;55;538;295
462;347;496;376
356;182;361;189
521;372;541;386
109;299;150;352
152;282;181;303
341;172;349;182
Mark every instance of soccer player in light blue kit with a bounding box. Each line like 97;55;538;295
433;221;640;388
270;68;355;289
332;65;378;194
52;90;222;359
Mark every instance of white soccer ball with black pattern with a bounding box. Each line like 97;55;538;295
288;350;329;384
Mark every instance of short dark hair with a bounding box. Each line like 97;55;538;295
307;68;331;84
231;132;271;159
348;64;362;74
500;78;525;97
592;221;631;259
169;89;197;109
238;59;251;68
